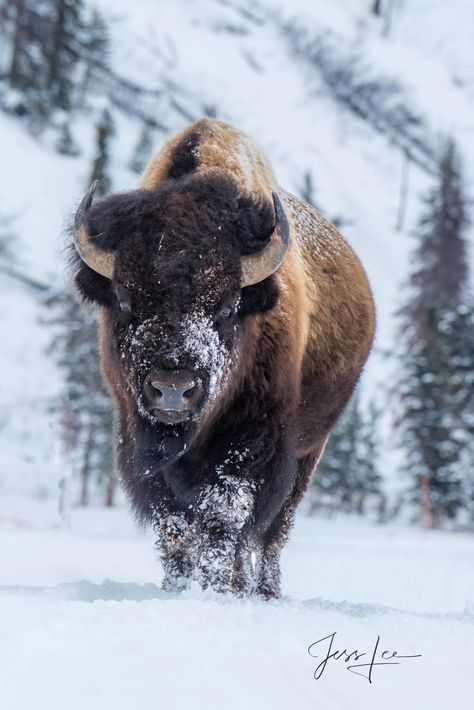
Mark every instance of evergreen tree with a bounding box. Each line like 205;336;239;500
46;0;85;111
403;141;469;338
78;7;109;100
372;0;382;16
55;120;80;156
397;139;474;526
0;1;109;127
49;288;116;506
356;401;385;516
300;170;318;209
129;121;155;174
311;393;383;516
311;406;354;512
0;206;15;265
89;106;115;195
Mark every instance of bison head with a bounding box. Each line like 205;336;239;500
72;173;289;457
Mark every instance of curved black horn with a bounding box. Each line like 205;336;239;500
73;181;115;279
240;192;290;288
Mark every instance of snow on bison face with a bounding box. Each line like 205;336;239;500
71;172;289;443
111;258;242;428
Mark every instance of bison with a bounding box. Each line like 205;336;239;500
71;118;375;598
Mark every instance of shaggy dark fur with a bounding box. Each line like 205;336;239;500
71;131;375;598
166;130;201;180
73;174;279;316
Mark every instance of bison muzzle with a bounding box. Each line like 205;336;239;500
70;118;375;598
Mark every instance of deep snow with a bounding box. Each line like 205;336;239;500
1;0;474;707
0;503;473;709
2;0;474;496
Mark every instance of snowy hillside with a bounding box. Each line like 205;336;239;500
2;0;474;497
0;502;473;709
0;1;473;707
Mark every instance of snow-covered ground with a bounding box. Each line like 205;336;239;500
1;0;474;706
0;503;473;709
2;0;474;494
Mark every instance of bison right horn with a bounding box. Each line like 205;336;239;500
73;180;116;280
240;192;291;288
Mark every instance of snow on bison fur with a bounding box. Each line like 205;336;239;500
71;118;375;598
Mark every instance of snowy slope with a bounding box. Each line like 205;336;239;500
1;0;470;497
0;505;473;710
2;0;474;497
1;2;474;706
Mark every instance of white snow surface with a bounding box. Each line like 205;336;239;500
1;0;474;706
1;0;474;494
0;503;473;709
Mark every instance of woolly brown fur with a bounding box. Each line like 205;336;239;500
71;118;375;598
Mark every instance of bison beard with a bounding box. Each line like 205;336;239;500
122;398;298;596
70;118;375;598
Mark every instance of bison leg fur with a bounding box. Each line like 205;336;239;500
256;451;322;599
155;514;197;593
195;475;255;594
232;539;255;595
254;507;293;599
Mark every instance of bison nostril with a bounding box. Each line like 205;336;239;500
183;385;196;400
150;382;163;398
143;370;201;415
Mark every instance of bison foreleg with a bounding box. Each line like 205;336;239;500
195;475;255;594
255;539;284;599
155;514;197;593
256;450;322;599
232;541;255;595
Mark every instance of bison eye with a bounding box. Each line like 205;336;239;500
119;300;131;313
220;305;234;320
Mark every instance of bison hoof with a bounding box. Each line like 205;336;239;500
162;574;190;593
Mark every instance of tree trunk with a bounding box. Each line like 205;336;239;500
8;0;26;85
79;418;93;506
382;0;395;37
396;148;410;232
421;474;433;528
48;0;67;107
356;491;366;515
105;474;116;507
372;0;382;16
58;406;74;527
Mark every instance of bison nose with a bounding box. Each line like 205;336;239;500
143;370;202;418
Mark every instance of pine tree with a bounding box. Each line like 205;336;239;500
311;393;383;516
311;406;354;513
89;107;115;195
0;1;109;127
372;0;382;16
48;289;116;506
46;0;84;111
78;7;109;100
356;401;385;516
397;139;474;527
129;121;155;174
300;170;318;209
0;206;15;265
55;120;80;155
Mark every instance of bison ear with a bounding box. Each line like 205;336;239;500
80;190;145;251
73;261;116;307
235;192;290;288
239;277;280;316
234;193;276;256
71;188;151;305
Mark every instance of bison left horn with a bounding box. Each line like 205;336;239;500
240;192;291;288
73;180;116;280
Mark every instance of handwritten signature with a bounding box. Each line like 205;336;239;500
308;632;422;684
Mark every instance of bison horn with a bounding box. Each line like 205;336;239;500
73;180;115;280
240;192;291;288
